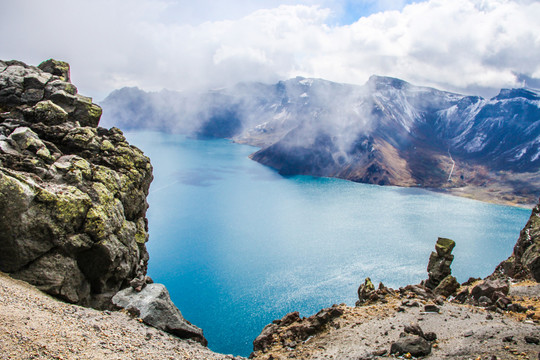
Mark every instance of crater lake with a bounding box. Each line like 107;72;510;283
125;131;531;357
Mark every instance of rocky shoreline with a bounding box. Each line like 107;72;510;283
250;232;540;360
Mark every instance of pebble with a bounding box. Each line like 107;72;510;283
424;304;440;313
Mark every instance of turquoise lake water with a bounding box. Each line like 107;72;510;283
125;131;531;357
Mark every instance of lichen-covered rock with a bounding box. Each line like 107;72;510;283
0;59;153;308
433;274;460;297
426;237;456;289
494;198;540;282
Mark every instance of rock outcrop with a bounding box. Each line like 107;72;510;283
425;237;457;292
0;59;153;308
251;305;344;355
112;283;207;345
494;197;540;281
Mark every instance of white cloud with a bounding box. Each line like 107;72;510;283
1;0;539;99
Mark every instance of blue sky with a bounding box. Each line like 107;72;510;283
1;0;539;100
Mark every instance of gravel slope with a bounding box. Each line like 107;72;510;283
251;283;540;360
0;272;244;360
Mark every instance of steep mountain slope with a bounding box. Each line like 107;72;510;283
100;76;540;205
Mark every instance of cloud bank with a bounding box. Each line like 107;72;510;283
1;0;539;99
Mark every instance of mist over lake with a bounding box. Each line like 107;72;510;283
125;131;531;357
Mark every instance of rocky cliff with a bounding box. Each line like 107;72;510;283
0;59;153;309
494;197;540;281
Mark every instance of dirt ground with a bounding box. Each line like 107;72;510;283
251;283;540;360
1;270;538;360
0;272;243;360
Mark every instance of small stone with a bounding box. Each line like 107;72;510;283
478;296;492;306
508;303;528;313
464;330;474;337
502;336;514;343
424;304;440;313
404;323;424;338
525;336;539;344
372;349;387;356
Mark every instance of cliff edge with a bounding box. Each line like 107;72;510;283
0;59;153;309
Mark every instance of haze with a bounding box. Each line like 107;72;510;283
2;0;539;100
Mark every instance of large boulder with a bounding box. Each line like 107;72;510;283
112;283;207;346
0;59;153;308
390;335;432;357
494;198;540;281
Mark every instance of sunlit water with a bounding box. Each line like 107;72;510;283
125;131;531;357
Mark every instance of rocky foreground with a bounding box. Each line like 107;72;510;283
0;271;241;360
249;282;540;360
249;211;540;360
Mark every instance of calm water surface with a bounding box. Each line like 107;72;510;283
125;131;531;357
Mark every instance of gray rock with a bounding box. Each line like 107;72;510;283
471;279;509;301
424;304;440;313
433;275;460;297
494;198;540;281
38;59;70;82
390;335;431;357
0;59;153;309
112;283;207;346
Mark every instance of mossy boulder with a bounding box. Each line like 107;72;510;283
434;237;455;257
25;100;69;125
0;59;153;308
38;59;71;82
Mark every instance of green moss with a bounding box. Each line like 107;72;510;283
84;207;107;239
35;186;92;226
435;237;456;257
92;165;120;193
63;127;97;148
135;217;148;244
72;158;91;179
32;100;68;125
363;277;375;292
0;172;32;208
91;182;114;205
100;140;114;152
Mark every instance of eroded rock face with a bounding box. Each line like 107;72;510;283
494;198;540;281
0;59;153;308
252;305;344;355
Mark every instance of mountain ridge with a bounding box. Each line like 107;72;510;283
100;76;540;206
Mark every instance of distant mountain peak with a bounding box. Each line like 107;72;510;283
492;88;540;101
367;75;409;90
